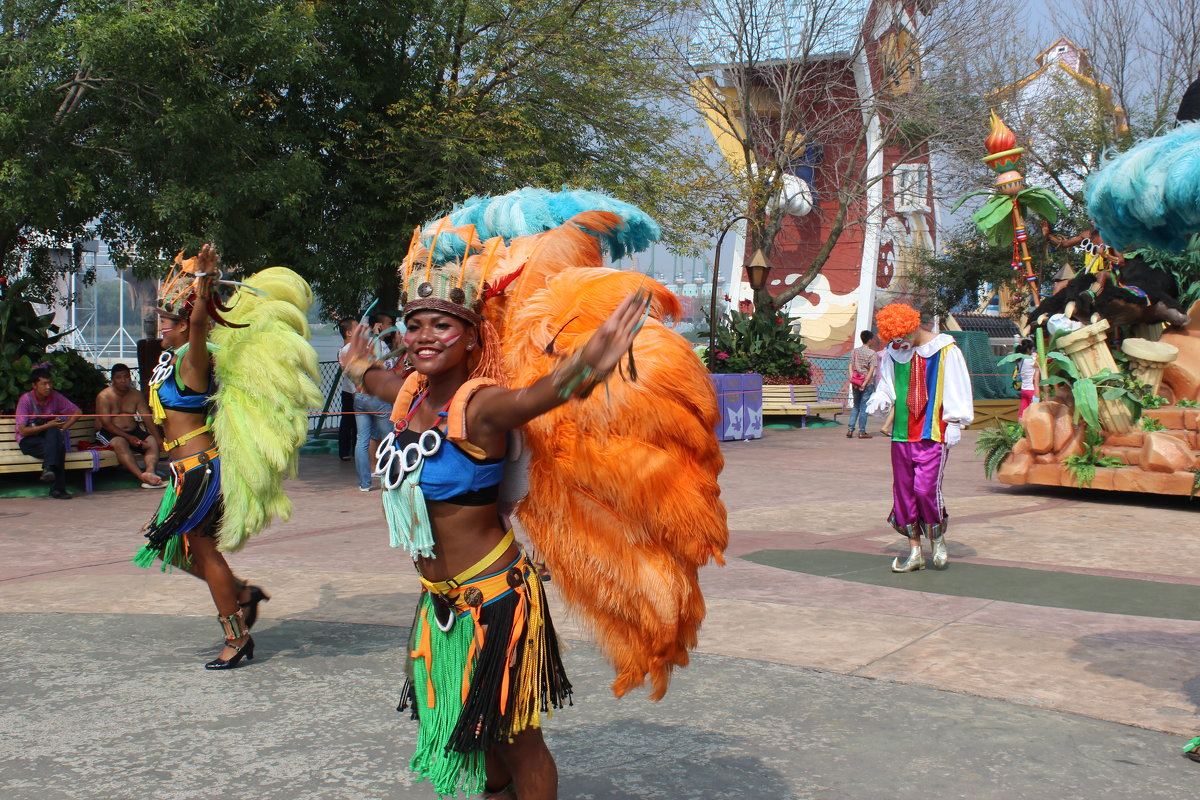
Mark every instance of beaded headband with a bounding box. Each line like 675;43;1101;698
399;222;511;326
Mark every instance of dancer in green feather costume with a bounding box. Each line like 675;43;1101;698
134;244;321;669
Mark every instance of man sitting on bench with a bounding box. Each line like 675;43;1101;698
15;367;81;499
95;363;165;488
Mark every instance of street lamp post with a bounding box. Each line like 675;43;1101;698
708;215;754;372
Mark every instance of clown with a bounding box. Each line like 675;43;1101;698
865;304;974;572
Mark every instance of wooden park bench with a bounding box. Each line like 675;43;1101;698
761;384;844;426
0;417;120;493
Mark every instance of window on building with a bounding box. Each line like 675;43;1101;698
893;163;929;213
880;28;919;96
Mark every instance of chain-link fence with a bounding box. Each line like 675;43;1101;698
309;361;345;435
946;330;1019;400
808;356;851;408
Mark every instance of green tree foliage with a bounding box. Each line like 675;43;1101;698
908;222;1060;320
1;0;718;318
0;276;104;411
0;3;106;268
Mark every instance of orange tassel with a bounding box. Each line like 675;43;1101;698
499;585;527;715
462;606;485;703
411;603;436;708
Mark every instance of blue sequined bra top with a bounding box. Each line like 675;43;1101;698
149;347;215;415
391;427;504;506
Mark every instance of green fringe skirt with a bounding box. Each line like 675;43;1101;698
398;554;571;798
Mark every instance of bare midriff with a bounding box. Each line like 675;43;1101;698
162;408;215;460
416;500;518;582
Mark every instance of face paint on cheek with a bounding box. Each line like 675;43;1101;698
439;332;462;348
403;332;417;348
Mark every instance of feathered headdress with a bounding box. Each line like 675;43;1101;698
157;249;253;328
420;187;662;263
400;222;488;323
397;221;508;383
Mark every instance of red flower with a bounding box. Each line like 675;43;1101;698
723;294;732;302
716;352;729;360
738;299;753;314
775;316;783;324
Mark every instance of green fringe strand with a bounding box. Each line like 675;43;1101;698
409;595;485;798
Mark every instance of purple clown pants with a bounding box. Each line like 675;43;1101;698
890;440;948;528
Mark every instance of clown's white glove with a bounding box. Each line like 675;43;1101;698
944;422;962;447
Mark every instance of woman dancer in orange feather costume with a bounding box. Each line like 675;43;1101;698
343;190;727;799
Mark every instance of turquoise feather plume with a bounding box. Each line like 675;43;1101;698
210;267;323;553
1086;122;1200;252
422;187;661;262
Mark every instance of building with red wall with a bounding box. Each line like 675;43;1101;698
695;0;937;357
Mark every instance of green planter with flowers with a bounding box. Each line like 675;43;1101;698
710;305;811;385
705;305;811;441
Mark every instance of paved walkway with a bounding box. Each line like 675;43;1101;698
2;426;1199;798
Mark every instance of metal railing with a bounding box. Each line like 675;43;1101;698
309;361;346;434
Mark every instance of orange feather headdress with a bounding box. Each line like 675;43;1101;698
157;248;250;328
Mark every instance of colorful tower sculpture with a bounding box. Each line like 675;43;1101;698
954;112;1066;310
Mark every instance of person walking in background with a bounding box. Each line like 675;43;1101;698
1016;338;1038;417
337;319;357;461
352;311;400;491
846;330;877;439
14;367;81;499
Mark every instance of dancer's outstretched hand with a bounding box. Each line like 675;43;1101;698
194;243;220;276
580;290;652;375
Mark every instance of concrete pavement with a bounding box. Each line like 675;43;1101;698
2;426;1199;798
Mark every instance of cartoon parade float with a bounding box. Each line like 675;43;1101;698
962;83;1200;496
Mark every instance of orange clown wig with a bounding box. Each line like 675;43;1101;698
876;303;922;342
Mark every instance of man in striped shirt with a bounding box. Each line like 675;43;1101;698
866;304;973;572
846;330;877;438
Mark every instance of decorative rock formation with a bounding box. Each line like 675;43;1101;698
1141;431;1195;473
1122;338;1178;397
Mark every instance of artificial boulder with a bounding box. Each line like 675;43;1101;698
1141;431;1195;473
